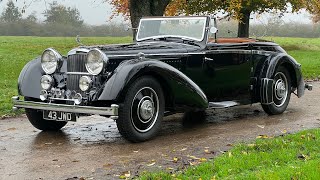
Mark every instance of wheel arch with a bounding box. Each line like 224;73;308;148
98;59;208;111
259;53;304;104
119;71;174;110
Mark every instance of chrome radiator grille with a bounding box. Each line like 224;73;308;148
67;54;87;72
67;54;87;92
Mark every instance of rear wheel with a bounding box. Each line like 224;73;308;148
117;76;165;142
25;97;67;131
261;66;291;115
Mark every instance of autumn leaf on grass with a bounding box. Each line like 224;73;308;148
228;152;232;158
199;158;207;162
247;144;255;147
256;135;269;139
297;154;309;161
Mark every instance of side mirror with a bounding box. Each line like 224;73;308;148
210;27;218;34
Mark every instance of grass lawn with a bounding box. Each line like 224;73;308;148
139;129;320;180
0;36;320;117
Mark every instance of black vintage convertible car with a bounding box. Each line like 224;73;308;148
13;16;312;142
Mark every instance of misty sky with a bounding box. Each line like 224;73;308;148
0;0;313;25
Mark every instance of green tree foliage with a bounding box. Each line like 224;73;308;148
43;1;84;27
0;0;22;22
185;0;320;37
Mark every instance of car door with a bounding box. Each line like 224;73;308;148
202;44;252;103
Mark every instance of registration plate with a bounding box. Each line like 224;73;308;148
43;111;76;121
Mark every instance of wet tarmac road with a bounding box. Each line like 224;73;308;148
1;83;320;180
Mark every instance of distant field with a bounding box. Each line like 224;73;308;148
0;36;320;117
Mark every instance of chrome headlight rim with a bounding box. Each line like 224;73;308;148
40;75;54;90
79;76;92;92
85;48;108;75
41;48;62;75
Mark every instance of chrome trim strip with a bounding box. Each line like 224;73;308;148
12;96;118;116
66;72;91;75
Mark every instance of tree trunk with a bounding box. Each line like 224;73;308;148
237;10;251;38
129;0;170;40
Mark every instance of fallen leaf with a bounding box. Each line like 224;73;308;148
297;154;308;160
204;149;210;154
166;167;174;170
119;171;130;179
242;151;248;155
228;152;232;157
257;125;265;129
256;135;269;139
7;128;17;131
147;162;156;166
180;148;187;151
188;155;200;160
281;129;287;134
103;164;113;169
173;157;179;163
226;144;233;147
200;158;207;162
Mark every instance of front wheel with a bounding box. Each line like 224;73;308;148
261;66;291;115
117;76;165;142
25;109;67;131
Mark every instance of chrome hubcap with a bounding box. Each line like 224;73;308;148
273;72;288;107
275;79;286;100
131;87;159;133
139;99;154;121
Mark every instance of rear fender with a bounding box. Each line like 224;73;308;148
260;53;304;104
98;59;208;110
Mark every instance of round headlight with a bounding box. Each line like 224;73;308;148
79;76;92;92
40;75;54;90
85;49;108;75
41;48;62;74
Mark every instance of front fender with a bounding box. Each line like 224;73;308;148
18;57;43;98
98;59;208;110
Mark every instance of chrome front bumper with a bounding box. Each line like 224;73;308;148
12;96;119;119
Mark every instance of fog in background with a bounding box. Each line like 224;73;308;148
0;0;319;37
0;0;314;25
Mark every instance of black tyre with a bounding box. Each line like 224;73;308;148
117;76;165;142
25;109;67;131
25;97;67;131
261;66;291;115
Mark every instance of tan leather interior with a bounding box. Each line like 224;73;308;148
209;38;256;44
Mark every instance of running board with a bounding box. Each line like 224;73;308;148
208;101;239;109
